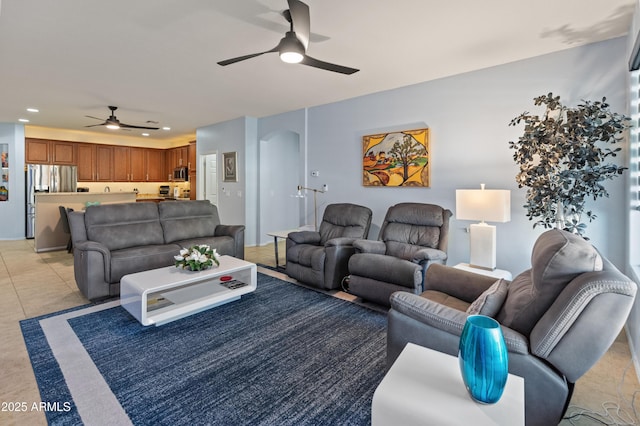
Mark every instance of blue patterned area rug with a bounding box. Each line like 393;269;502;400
20;273;387;425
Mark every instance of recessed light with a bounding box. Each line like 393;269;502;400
26;108;39;113
19;118;29;123
142;133;150;137
162;127;171;131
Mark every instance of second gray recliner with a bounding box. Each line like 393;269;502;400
347;203;452;307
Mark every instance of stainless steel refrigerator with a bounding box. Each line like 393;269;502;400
26;164;77;238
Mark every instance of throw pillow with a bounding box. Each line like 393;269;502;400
496;229;603;335
466;279;508;317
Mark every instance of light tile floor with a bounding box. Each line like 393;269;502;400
0;239;638;425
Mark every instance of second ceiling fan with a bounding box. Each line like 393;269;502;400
217;0;359;75
85;106;159;130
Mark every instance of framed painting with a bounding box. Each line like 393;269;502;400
222;152;238;182
362;128;430;187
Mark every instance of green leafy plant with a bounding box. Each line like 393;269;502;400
508;93;630;236
174;244;220;271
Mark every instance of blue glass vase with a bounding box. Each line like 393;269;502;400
458;315;508;404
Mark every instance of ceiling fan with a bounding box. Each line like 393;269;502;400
217;0;359;75
85;106;159;130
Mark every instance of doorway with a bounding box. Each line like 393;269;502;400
199;152;218;206
258;131;300;245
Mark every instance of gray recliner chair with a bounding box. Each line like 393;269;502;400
386;229;638;426
286;203;372;290
347;203;452;307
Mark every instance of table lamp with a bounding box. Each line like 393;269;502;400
455;184;510;270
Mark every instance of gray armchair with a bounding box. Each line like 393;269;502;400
386;229;637;426
347;203;452;307
285;203;372;290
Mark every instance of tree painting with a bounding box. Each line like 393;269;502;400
362;128;430;187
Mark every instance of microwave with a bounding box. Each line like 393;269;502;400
173;166;188;182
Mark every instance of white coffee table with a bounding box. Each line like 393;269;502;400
120;255;257;326
372;343;524;425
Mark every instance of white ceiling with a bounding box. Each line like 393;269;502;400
0;0;635;143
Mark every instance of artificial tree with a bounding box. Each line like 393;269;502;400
509;92;630;236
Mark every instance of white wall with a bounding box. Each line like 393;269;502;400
200;37;629;276
196;116;257;243
302;37;628;275
0;124;25;240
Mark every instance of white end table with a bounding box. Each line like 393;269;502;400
372;343;524;426
266;225;315;269
454;263;512;280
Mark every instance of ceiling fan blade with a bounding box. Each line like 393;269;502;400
85;115;105;121
120;123;160;130
217;47;278;66
287;0;310;50
301;55;359;75
85;123;106;128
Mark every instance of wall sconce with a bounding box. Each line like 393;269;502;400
456;184;511;270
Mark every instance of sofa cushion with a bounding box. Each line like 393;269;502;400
287;244;326;271
159;201;221;244
466;279;508;317
497;229;603;335
380;203;445;260
84;202;164;251
174;236;236;257
110;244;181;283
318;203;372;244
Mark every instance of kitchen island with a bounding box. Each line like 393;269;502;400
34;192;137;252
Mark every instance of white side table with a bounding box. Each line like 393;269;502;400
372;343;524;426
266;226;314;269
454;263;512;280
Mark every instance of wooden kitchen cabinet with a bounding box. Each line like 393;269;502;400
130;147;145;181
95;145;113;182
145;149;165;181
178;146;188;167
25;138;50;164
113;146;145;181
113;146;131;181
77;144;96;181
51;141;76;165
188;140;196;171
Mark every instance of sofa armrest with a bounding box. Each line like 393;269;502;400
353;239;386;254
288;231;321;245
74;240;112;283
214;225;245;259
325;237;357;247
215;224;244;239
423;263;499;303
390;291;529;355
74;240;110;258
412;248;448;263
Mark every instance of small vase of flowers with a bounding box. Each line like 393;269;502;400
174;245;220;271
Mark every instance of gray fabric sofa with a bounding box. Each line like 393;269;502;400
68;200;245;301
386;229;637;426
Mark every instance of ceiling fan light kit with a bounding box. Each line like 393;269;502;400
279;32;305;63
217;0;358;75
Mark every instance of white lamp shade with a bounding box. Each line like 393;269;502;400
456;189;511;223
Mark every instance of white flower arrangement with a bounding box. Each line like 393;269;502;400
174;245;220;271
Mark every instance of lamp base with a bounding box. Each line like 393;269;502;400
469;223;497;271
